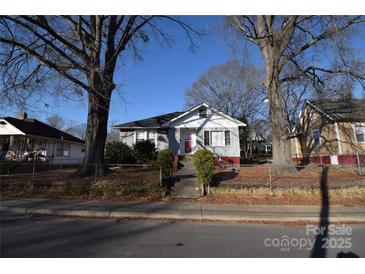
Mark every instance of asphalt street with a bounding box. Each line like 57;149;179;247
1;211;364;258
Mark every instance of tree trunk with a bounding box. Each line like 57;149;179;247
264;51;298;176
75;81;112;176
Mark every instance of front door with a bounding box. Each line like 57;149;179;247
181;129;195;154
185;132;192;153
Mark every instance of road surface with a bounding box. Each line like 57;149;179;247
1;211;364;257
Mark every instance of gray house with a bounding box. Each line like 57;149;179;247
112;103;246;165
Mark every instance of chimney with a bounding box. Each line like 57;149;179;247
18;112;28;120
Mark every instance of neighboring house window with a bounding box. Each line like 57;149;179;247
354;125;365;143
199;108;207;118
56;143;70;157
204;131;210;146
136;130;145;143
211;131;224;147
225;131;231;146
312;129;320;147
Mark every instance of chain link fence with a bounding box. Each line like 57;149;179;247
1;153;364;193
0;159;157;184
215;153;365;190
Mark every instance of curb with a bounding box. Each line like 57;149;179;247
2;206;365;224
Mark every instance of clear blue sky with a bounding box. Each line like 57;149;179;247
1;16;364;130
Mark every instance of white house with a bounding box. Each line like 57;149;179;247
0;112;85;164
112;103;246;166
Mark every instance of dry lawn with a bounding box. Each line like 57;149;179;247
0;167;161;202
214;164;365;188
202;186;365;205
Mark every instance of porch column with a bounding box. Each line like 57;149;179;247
175;128;181;155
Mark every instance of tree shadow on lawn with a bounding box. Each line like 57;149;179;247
211;170;239;187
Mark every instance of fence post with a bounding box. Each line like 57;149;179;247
159;167;163;186
320;155;323;171
295;153;299;166
94;164;97;183
356;151;362;176
32;160;35;182
268;161;272;192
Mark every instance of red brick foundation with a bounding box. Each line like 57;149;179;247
213;156;240;166
292;154;364;165
173;155;179;172
338;154;365;165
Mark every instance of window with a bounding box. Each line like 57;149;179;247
135;130;157;145
211;131;224;146
204;131;210;146
199;108;207;118
312;129;320;147
136;130;145;143
147;131;156;143
63;144;70;156
56;143;70;157
354;125;365;143
225;131;231;146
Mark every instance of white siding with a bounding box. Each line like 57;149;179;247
49;142;84;164
0;119;25;135
156;131;169;151
168;108;242;157
119;131;135;146
169;108;240;129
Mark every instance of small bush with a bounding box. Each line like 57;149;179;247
105;141;136;164
157;149;174;176
192;149;214;195
133;140;156;164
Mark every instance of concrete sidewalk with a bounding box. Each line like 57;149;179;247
1;197;365;223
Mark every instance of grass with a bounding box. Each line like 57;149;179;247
214;164;365;188
0;167;162;202
201;186;365;205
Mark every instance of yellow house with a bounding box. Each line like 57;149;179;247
290;99;365;165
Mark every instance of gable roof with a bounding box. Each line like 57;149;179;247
162;103;247;127
112;111;184;129
1;117;85;144
306;99;365;122
112;103;247;129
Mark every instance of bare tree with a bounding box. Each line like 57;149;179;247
0;15;197;176
45;114;86;139
64;123;86;140
228;16;365;175
185;60;267;160
185;60;266;123
46;114;65;130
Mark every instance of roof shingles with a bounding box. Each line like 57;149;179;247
2;117;84;144
112;111;184;128
309;99;365;121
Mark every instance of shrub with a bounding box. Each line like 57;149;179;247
192;149;214;196
157;149;174;176
133;140;156;164
105;141;136;164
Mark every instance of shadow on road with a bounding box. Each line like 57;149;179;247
310;166;360;258
310;166;329;258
